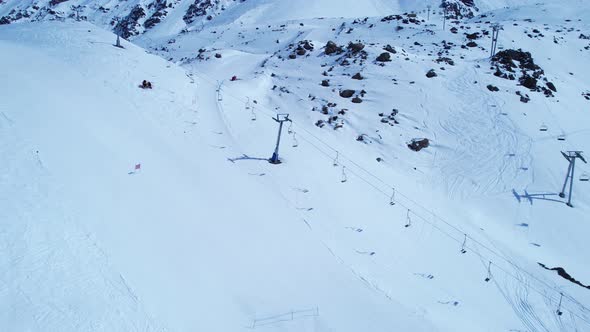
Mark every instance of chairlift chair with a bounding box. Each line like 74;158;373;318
539;124;548;132
557;134;566;141
580;172;589;182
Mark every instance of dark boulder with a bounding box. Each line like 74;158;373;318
383;44;397;53
376;52;391;62
408;138;430;152
352;73;364;80
325;41;344;55
347;42;365;53
340;90;355;98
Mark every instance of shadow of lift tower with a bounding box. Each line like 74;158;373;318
559;151;587;207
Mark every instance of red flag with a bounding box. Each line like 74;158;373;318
135;163;141;170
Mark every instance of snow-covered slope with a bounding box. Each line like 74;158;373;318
0;21;441;332
2;0;590;331
0;0;553;38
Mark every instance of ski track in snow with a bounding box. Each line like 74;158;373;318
438;64;533;199
0;126;161;332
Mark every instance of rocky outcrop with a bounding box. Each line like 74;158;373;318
492;49;555;97
441;0;478;19
114;5;146;39
183;0;216;24
144;0;168;30
325;41;344;55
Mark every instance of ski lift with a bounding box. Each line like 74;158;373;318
557;134;566;141
580;172;589;182
556;293;564;316
539;124;548;132
389;188;396;206
287;121;294;134
292;132;299;148
404;209;411;228
216;81;223;101
250;106;257;121
484;261;492;282
333;151;339;167
340;166;348;183
460;234;467;254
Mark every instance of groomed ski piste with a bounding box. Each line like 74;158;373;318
1;0;589;331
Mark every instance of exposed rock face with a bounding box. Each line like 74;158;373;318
114;5;146;39
0;0;240;37
184;0;216;24
441;0;478;19
144;0;168;30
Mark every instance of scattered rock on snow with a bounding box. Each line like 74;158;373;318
516;91;531;103
487;84;499;92
376;52;391;62
347;41;365;53
340;90;355;98
408;138;430;152
324;41;344;55
383;44;397;54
